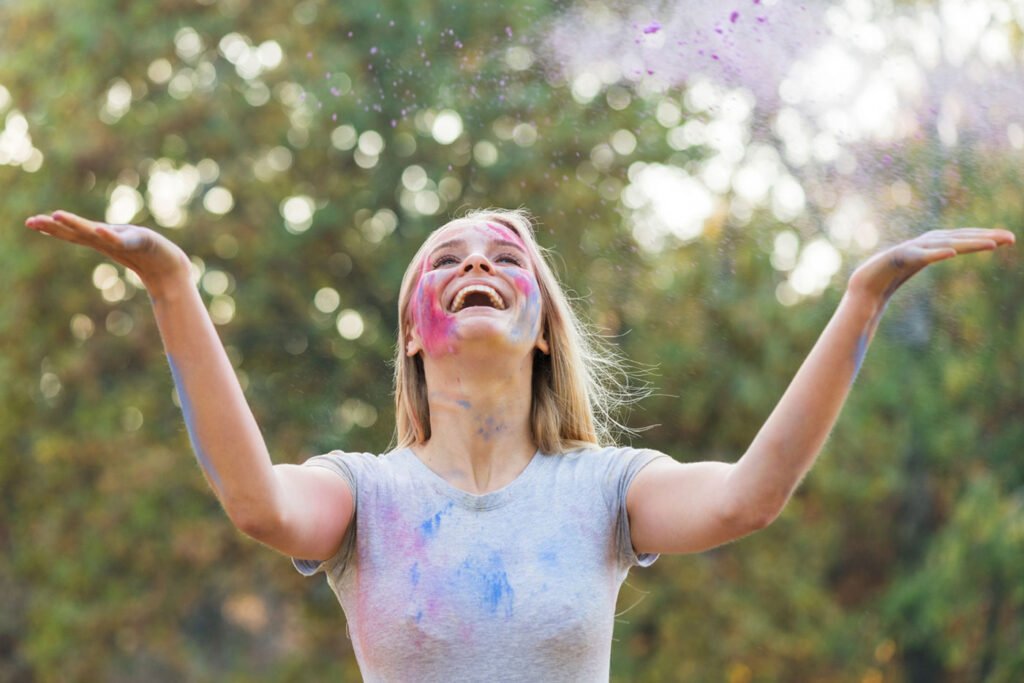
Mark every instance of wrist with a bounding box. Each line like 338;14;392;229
841;283;886;321
141;259;194;302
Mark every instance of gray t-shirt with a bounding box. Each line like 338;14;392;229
293;445;667;682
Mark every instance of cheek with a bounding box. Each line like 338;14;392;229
506;270;543;336
411;271;458;354
509;271;538;299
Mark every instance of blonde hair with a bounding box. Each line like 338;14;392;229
393;208;639;454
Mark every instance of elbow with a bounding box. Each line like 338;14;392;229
228;504;283;543
722;496;784;536
745;504;782;532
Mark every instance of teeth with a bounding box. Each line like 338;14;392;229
451;284;505;312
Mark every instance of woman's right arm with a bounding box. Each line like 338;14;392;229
25;210;352;561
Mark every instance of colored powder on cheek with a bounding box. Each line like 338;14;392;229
505;270;542;341
411;271;458;355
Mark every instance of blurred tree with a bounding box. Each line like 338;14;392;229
1;0;1021;681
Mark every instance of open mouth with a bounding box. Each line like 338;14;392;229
450;284;506;312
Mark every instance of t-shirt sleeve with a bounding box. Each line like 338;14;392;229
290;450;378;578
605;446;670;569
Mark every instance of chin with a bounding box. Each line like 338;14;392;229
452;321;532;354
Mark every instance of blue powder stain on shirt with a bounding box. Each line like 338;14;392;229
484;573;513;615
460;552;515;617
420;501;455;537
166;354;223;492
410;562;421;587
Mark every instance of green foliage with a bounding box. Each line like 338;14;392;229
1;1;1021;681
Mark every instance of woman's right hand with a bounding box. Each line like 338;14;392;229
25;211;191;288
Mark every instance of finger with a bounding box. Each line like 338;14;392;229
990;229;1016;245
25;215;53;232
921;247;958;264
26;215;87;243
932;228;1016;245
920;237;998;254
94;224;124;246
52;210;105;237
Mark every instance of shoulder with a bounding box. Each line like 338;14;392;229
555;444;668;469
546;444;670;494
300;447;413;487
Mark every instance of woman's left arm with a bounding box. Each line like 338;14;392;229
627;228;1015;555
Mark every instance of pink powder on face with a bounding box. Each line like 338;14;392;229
503;268;543;343
409;222;541;355
483;222;528;250
507;270;534;295
411;265;459;356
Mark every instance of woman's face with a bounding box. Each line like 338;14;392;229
406;220;548;359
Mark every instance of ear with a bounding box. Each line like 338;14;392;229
406;326;423;357
535;327;550;355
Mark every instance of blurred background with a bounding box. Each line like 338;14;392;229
1;0;1022;680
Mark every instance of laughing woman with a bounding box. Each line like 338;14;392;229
24;208;1014;681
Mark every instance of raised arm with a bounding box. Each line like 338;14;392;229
25;211;352;561
627;228;1016;555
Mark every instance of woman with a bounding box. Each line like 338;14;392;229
24;208;1014;680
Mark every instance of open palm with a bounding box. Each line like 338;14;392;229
25;211;190;286
848;227;1015;302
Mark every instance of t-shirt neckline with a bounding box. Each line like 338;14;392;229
398;447;544;511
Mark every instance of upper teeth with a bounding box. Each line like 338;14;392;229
451;284;505;312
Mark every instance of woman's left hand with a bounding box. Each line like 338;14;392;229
847;228;1015;304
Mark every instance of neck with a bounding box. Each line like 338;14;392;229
414;350;537;494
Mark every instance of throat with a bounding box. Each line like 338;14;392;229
416;440;537;495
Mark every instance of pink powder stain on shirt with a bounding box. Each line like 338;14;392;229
352;502;439;655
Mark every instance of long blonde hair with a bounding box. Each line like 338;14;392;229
393;208;638;454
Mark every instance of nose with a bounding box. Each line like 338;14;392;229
462;253;492;273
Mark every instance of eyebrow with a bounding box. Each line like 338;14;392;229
428;238;528;257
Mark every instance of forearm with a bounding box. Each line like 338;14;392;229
727;287;882;520
146;268;282;531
